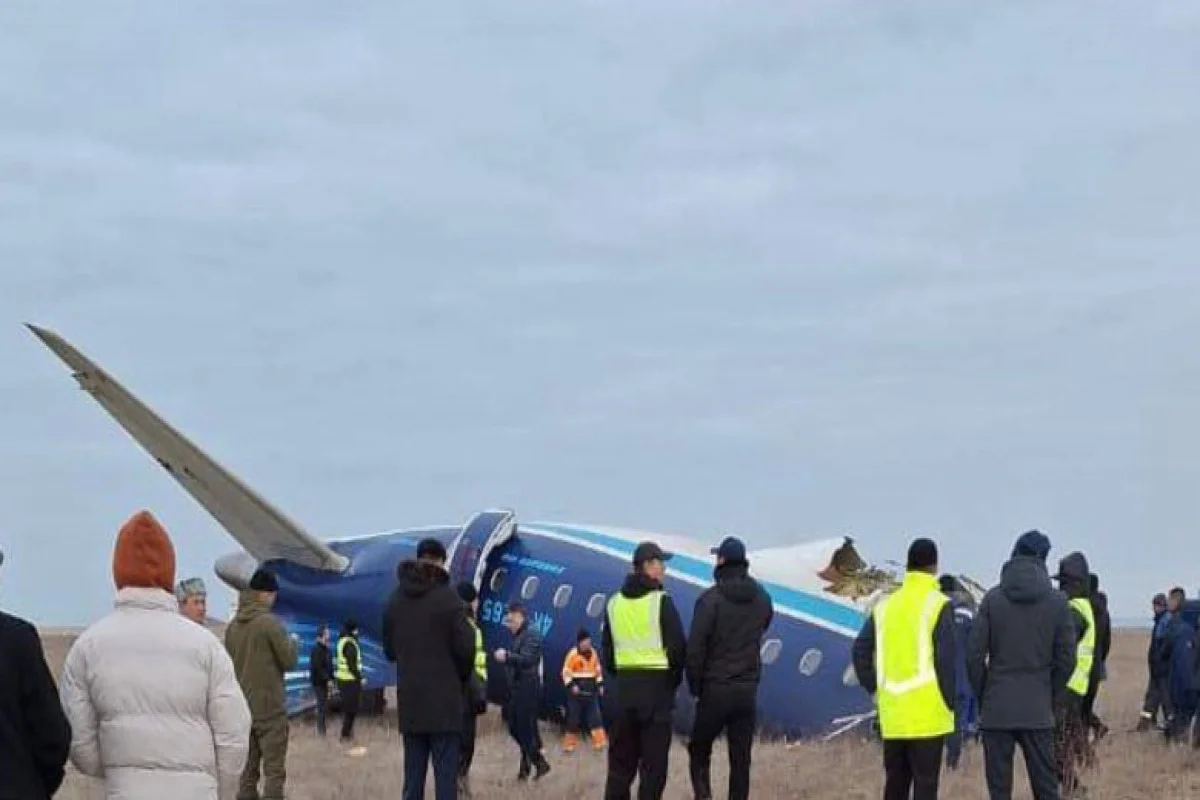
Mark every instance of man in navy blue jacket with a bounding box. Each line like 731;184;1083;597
939;574;978;770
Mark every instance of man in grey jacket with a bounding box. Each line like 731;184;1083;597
967;530;1076;800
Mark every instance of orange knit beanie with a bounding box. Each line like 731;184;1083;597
112;510;176;593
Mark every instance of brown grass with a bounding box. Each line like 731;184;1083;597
43;629;1199;799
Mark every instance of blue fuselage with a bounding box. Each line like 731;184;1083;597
261;523;873;739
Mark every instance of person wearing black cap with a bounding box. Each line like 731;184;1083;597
0;547;72;800
1051;551;1094;797
852;537;956;800
601;540;687;800
382;537;476;800
560;627;607;753
225;567;299;800
685;535;772;800
966;531;1075;800
1080;573;1111;753
1139;592;1172;732
335;619;363;743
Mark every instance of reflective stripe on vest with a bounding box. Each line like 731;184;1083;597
470;619;487;681
335;636;358;682
873;571;954;739
607;591;669;670
1067;596;1096;696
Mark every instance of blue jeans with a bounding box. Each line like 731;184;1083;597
946;696;978;769
402;733;460;800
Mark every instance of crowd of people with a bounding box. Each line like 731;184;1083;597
1;512;1198;800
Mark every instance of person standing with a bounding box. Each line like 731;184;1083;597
176;577;208;625
59;510;251;799
225;567;299;800
967;531;1074;800
497;603;552;780
0;548;72;800
852;538;956;800
1080;573;1111;752
1164;588;1197;745
1138;593;1172;732
309;625;334;738
685;536;773;800
382;538;476;800
336;619;364;744
938;574;977;771
601;541;688;800
1051;552;1095;798
561;628;607;753
456;581;488;799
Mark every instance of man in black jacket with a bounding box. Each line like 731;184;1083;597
685;536;773;800
1139;593;1171;732
497;603;551;780
382;538;476;800
967;530;1075;800
308;625;334;737
1;548;70;800
601;541;688;800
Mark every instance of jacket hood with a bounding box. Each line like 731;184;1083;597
235;590;272;622
620;571;662;599
114;586;178;614
999;556;1054;604
398;559;449;597
713;562;759;604
1053;551;1090;597
1091;590;1109;616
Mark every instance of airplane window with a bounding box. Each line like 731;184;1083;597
586;593;606;618
553;584;573;609
521;575;540;600
490;568;507;592
760;639;782;665
799;648;823;677
842;663;859;687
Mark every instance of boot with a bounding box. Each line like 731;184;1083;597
563;732;579;753
689;758;713;800
589;727;608;750
533;752;551;781
517;753;530;781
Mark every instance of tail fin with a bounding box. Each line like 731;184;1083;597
27;324;348;572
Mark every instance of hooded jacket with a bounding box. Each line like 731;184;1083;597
0;610;71;800
600;571;688;716
1150;608;1171;677
382;559;476;733
59;588;252;800
966;554;1076;730
1089;588;1112;683
685;561;774;698
223;591;298;721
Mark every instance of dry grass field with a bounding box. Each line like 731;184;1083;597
42;629;1199;799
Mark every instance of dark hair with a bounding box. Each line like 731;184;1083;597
317;624;328;637
507;602;526;616
907;538;938;570
1170;587;1186;600
417;537;448;562
342;618;358;634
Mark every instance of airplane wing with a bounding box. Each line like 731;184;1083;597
27;324;349;572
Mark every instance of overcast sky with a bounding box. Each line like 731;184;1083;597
2;0;1198;625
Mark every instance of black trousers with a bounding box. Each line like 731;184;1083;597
338;680;361;741
1143;674;1172;724
604;706;673;800
459;710;477;777
688;687;756;800
882;736;944;800
313;683;329;737
504;688;542;763
402;732;460;800
982;729;1059;800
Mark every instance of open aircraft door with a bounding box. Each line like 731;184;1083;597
447;508;518;591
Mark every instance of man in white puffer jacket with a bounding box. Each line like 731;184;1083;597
59;510;252;799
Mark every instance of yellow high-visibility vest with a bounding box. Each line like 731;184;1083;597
873;571;954;739
335;636;359;683
469;618;487;681
607;590;669;670
1067;597;1096;696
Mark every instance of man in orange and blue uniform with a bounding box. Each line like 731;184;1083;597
853;538;957;800
561;628;607;752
